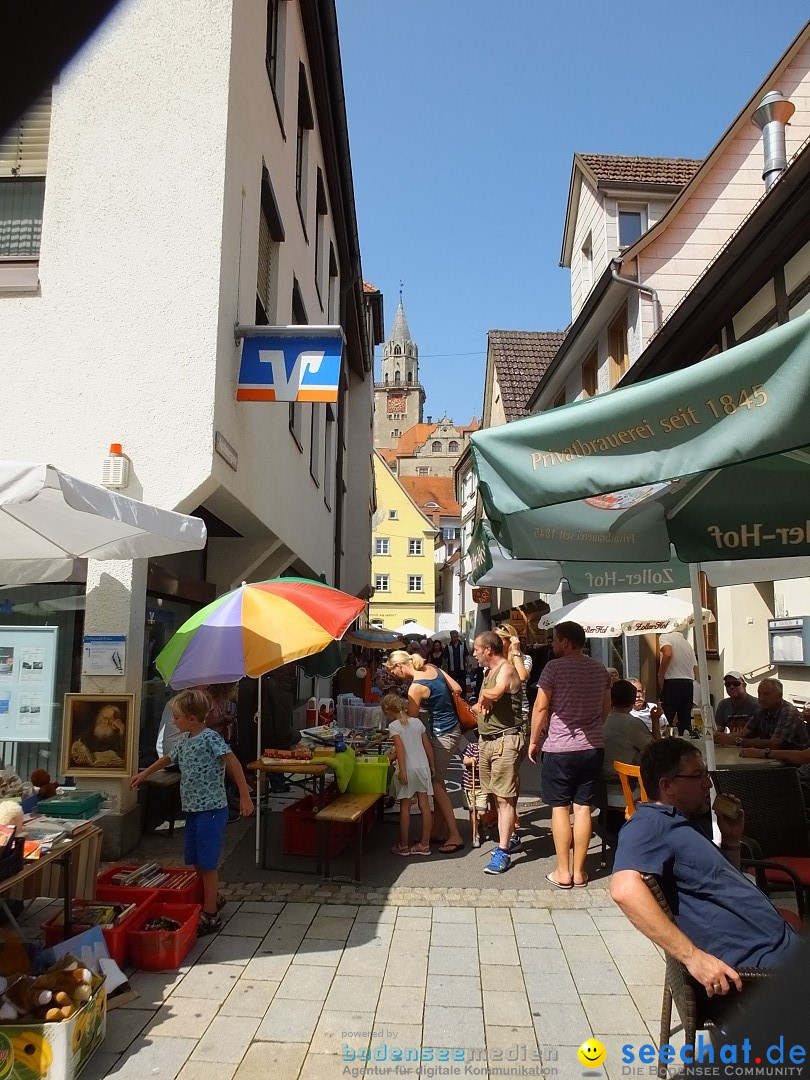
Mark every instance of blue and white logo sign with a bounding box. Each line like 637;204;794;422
236;327;344;403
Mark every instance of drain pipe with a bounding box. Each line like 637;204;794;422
752;91;795;190
610;259;661;332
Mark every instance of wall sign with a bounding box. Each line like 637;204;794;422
83;635;126;676
0;625;58;743
236;325;344;403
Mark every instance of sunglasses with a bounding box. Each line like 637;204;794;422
724;680;742;687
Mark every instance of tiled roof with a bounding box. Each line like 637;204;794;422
579;154;702;186
400;475;460;517
393;423;437;457
461;417;480;432
488;331;567;422
378;447;397;465
363;280;379;293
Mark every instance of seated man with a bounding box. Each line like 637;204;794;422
611;739;797;1009
715;677;810;751
714;671;758;732
629;677;662;733
603;679;660;837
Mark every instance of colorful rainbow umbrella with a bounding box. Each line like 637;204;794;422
155;577;366;689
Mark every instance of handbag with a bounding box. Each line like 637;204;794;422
439;671;477;732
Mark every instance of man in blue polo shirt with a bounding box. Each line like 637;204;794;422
611;739;797;1006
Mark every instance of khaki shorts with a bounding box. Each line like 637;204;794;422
430;725;461;784
479;732;526;799
463;786;489;812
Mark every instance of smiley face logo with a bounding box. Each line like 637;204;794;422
578;1039;607;1069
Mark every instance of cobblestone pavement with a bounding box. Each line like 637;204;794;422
22;894;682;1080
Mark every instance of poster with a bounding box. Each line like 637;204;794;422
82;635;126;676
0;626;58;743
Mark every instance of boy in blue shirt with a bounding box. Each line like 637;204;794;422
132;688;254;935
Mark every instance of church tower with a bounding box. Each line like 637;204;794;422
374;299;425;449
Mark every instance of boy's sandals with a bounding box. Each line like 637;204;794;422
409;844;431;856
391;844;411;856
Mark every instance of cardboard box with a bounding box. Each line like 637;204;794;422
0;979;106;1080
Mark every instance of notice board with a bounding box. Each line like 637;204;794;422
0;625;58;742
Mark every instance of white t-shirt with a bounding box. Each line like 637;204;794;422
660;632;697;681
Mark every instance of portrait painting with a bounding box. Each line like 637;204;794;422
61;694;136;777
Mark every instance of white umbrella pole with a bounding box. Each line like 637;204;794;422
689;562;716;770
255;678;261;865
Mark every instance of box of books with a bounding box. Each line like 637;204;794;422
0;979;106;1080
96;864;203;905
41;896;158;966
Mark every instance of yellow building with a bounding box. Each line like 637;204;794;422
370;453;437;631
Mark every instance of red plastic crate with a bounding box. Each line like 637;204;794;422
127;902;201;971
41;892;157;966
96;865;204;905
282;794;351;857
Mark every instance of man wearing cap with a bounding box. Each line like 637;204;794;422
715;678;810;752
714;672;758;733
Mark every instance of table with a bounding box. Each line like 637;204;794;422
249;761;331;873
711;746;782;770
0;824;103;937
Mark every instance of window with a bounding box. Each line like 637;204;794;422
407;575;424;593
323;404;335;508
309;404;321;485
582;350;598;398
384;373;389;385
609;308;629;384
390;428;400;438
0;90;51;258
553;389;566;409
314;169;326;303
256;165;284;324
442;527;460;541
406;372;412;383
431;441;442;453
374;538;390;555
408;539;423;556
289;278;307;446
699;571;719;656
416;466;431;476
327;243;338;322
448;440;459;453
388;509;398;520
618;208;645;247
375;574;390;592
394;371;401;384
296;65;314;218
581;232;593;294
394;345;401;355
265;1;280;86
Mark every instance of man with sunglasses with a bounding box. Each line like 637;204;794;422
611;739;797;1010
714;672;758;733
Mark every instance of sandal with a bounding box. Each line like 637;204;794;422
391;844;412;856
410;845;431;856
438;841;465;854
546;871;574;890
573;874;589;888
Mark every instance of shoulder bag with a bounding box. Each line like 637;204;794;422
440;670;478;732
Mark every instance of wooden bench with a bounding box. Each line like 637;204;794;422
316;792;383;882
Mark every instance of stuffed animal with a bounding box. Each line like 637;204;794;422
0;976;53;1022
0;961;93;1022
30;771;58;800
0;801;23;829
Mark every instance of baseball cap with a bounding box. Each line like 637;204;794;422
723;671;746;685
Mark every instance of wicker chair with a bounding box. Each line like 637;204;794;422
642;873;774;1078
712;767;810;905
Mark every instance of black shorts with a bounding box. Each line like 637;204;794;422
541;749;605;807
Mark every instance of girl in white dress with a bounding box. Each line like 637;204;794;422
382;693;435;856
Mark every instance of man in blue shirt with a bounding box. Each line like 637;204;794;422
611;739;797;1005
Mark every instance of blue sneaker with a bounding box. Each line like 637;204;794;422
507;833;522;854
483;848;511;875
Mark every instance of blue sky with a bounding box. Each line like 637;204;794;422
337;1;808;425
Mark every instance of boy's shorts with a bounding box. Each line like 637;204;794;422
185;807;229;870
463;787;488;812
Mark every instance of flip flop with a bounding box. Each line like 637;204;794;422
391;845;411;856
410;846;432;856
573;875;589;888
438;842;465;854
546;872;574;890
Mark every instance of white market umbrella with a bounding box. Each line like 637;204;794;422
391;620;434;638
536;592;714;638
0;461;207;585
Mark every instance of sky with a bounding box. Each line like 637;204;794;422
336;1;809;426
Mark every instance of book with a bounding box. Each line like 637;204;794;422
0;824;16;851
51;901;136;929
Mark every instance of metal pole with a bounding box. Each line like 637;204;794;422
689;563;716;770
255;678;262;865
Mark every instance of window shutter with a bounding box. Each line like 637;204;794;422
0;91;52;178
257;207;272;313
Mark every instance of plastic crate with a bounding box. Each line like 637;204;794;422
96;864;204;905
347;756;391;794
37;791;105;818
127;901;201;971
41;892;157;965
282;795;351;857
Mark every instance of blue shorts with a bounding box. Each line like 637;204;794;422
184;807;228;871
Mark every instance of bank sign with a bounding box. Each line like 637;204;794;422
236;326;344;403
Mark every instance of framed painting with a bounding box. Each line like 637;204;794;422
60;694;137;777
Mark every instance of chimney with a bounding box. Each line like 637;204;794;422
752;91;795;190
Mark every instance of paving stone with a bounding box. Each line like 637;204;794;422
426;973;481;1009
599;1032;660;1080
483;989;532;1027
478;933;519;966
423;1004;484;1051
242;950;294;981
383;952;428;987
111;1035;197;1080
178;1063;236;1080
475;910;515;934
290;938;344;966
309;1008;375;1054
628;982;673;1025
219;979;280;1017
198;935;262;965
144;996;220;1038
260;923;309;951
480;964;525;992
320;903;359;917
428;946;479;977
369;1022;423;1056
127;971;186;1009
510;908;552;923
485;1023;539;1061
274;901;320;924
276;963;335;1000
432;906;476;923
559;933;612;962
255;996;324;1042
103;1007;153;1052
568;959;628;995
513;923;564;949
221;911;279;938
600;929;662;957
191;1015;260;1062
298;1055;351;1080
551;910;599;935
430;921;473;948
346;922;393;948
232;1041;307;1080
395;905;432;918
337;944;390;977
530;1001;591;1047
171;964;240;1002
523;970;580;1004
324;974;383;1013
354;905;397;923
306;915;355;940
375;983;426;1023
239;901;285;914
517;948;570;975
79;1052;121;1080
612;952;666;986
581;994;647;1034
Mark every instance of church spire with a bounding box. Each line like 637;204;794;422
390;299;413;347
